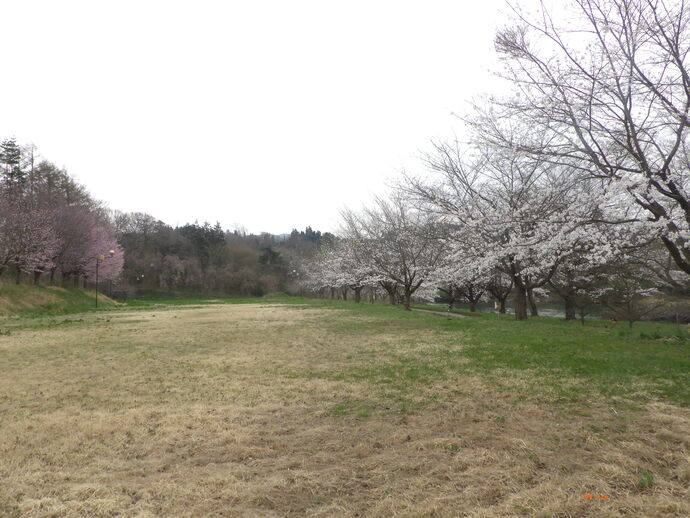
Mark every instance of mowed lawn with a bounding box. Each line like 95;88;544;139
0;300;688;517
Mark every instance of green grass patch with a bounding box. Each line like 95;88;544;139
637;469;654;490
287;299;690;408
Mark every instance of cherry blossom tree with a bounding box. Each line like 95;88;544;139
82;224;125;282
305;237;379;302
48;205;95;284
304;244;345;298
341;196;447;310
0;190;59;283
404;135;614;319
485;0;690;277
429;245;489;312
600;259;659;328
329;239;380;303
486;270;513;314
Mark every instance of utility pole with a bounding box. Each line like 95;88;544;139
95;255;104;307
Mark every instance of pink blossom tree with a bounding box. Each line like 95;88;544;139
0;190;59;283
82;224;125;282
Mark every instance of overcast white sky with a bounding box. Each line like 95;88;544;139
1;0;517;234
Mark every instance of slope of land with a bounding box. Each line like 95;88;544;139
0;282;117;317
0;300;688;517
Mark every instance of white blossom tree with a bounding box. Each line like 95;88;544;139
405;135;615;320
305;238;379;302
429;240;490;312
483;0;690;277
341;196;447;310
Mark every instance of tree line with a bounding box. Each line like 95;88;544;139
0;138;123;286
0;138;333;296
303;0;690;326
112;213;333;296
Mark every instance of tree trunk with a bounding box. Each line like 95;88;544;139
564;297;576;320
341;287;348;300
514;285;528;320
15;267;21;285
469;300;478;312
385;288;396;305
330;287;335;299
354;286;362;303
527;288;538;317
403;287;412;311
446;285;456;311
498;298;507;313
33;271;41;285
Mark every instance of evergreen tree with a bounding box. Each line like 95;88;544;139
0;138;26;185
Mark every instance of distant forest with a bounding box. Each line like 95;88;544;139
113;216;333;296
0;137;333;296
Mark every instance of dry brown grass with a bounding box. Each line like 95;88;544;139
0;303;688;517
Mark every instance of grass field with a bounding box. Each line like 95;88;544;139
0;298;688;517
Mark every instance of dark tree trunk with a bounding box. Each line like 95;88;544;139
462;284;484;313
444;285;457;311
514;285;528;320
330;287;335;299
33;271;41;285
564;297;576;320
403;287;412;311
354;286;362;303
498;299;507;313
15;267;21;284
383;284;397;305
341;287;348;300
527;288;538;317
380;282;397;305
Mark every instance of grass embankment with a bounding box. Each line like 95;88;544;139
0;282;118;317
0;298;687;517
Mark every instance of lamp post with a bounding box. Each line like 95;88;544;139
95;250;115;307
